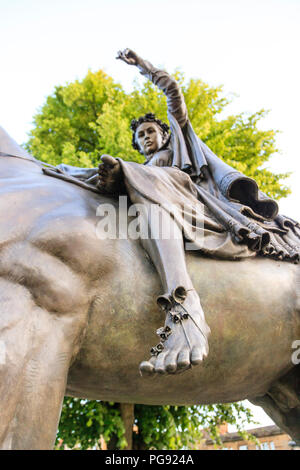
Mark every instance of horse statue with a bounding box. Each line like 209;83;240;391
0;126;299;450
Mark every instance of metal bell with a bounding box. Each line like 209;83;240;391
170;312;181;323
156;325;172;341
181;311;189;320
156;327;165;337
150;342;164;356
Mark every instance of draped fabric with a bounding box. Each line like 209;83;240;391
117;158;299;263
118;160;257;260
168;112;279;220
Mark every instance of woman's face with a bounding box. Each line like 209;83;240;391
135;122;165;156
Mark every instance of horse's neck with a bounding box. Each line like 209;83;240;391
0;126;36;161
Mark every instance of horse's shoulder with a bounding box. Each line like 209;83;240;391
0;168;121;307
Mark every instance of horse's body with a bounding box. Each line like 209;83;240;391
0;128;299;449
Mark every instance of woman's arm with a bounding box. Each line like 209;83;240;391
117;49;188;128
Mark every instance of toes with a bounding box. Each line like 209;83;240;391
191;347;204;365
139;356;156;375
165;352;178;373
139;361;154;375
154;352;168;374
177;349;190;369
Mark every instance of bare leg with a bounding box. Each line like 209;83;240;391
139;205;210;375
97;156;210;375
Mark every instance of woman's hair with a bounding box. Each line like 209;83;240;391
130;113;170;153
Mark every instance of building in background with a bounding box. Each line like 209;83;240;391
198;424;296;450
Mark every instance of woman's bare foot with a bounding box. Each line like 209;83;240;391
97;155;122;193
140;289;210;375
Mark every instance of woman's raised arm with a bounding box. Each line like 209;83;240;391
117;49;188;128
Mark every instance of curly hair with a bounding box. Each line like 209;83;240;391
130;113;170;153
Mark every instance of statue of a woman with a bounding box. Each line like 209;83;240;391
55;49;300;375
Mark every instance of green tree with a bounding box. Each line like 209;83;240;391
26;68;289;450
56;400;256;450
27;69;290;199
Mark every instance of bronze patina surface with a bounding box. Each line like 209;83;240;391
0;49;299;449
0;132;299;448
55;50;300;378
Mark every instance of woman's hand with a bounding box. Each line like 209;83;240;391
116;48;140;66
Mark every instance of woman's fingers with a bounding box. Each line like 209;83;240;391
116;49;128;63
116;48;138;65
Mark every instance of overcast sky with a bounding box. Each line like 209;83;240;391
1;0;299;430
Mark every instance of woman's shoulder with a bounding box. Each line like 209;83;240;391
144;149;173;167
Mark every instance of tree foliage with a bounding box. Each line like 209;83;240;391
56;399;256;450
56;399;127;450
132;402;255;450
26;67;288;450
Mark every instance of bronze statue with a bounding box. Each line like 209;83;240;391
0;49;299;449
54;49;300;375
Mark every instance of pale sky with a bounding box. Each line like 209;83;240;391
1;0;299;430
1;0;299;218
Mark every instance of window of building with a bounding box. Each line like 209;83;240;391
256;441;275;450
239;445;248;450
